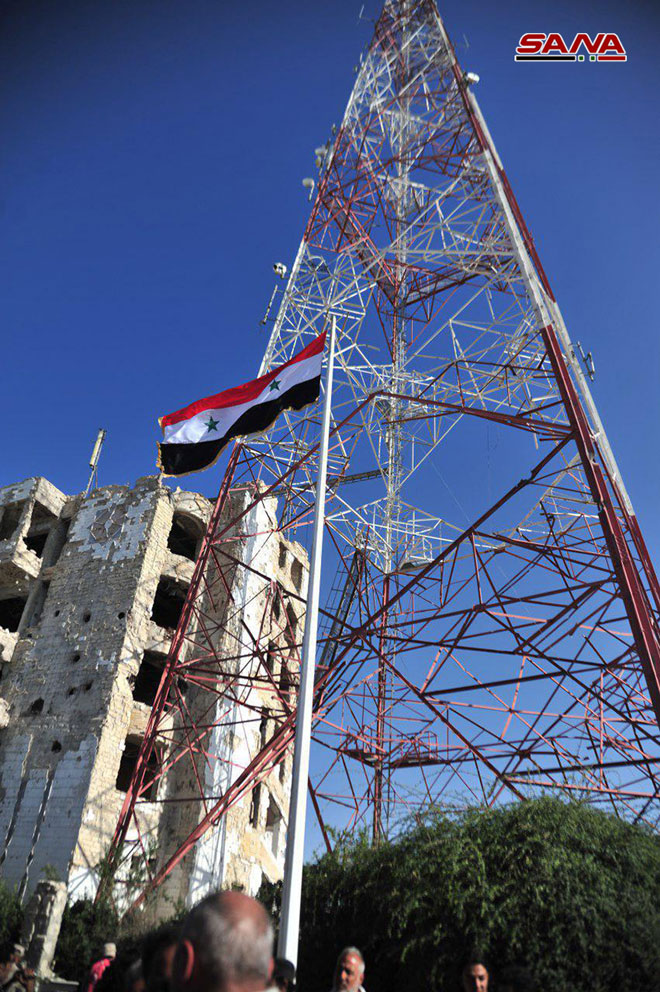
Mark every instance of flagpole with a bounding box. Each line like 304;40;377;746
277;315;336;967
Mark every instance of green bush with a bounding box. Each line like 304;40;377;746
0;881;22;961
54;898;119;986
264;798;660;992
54;897;186;985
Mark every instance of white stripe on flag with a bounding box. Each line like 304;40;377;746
162;348;323;445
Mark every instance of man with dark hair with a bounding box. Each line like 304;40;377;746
271;960;295;992
332;948;365;992
461;955;489;992
172;891;273;992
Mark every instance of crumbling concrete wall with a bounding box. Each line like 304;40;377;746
156;485;307;907
0;477;91;896
0;477;209;899
66;478;193;899
0;474;307;915
21;879;68;977
0;478;67;667
213;495;307;897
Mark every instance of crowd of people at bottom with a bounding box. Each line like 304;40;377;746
3;891;536;992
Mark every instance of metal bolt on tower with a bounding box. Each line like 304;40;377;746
104;0;660;911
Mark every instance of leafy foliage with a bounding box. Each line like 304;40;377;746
262;799;660;992
54;898;120;986
54;840;188;985
54;895;186;985
0;881;22;961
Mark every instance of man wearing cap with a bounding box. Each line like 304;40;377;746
86;943;116;992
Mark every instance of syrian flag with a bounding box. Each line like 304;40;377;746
157;331;326;477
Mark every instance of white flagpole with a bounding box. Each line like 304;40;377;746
277;315;336;967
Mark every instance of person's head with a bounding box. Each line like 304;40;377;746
272;959;295;992
333;948;364;992
125;961;146;992
12;946;25;963
142;924;179;992
498;965;536;992
172;891;273;992
461;956;489;992
105;944;118;961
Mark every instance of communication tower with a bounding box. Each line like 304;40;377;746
104;0;660;910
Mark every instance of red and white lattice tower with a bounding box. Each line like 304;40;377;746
105;0;660;910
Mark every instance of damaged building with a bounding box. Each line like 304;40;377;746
0;475;307;922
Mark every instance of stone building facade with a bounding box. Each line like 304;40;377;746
0;475;306;917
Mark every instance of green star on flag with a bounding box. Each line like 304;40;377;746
157;329;326;477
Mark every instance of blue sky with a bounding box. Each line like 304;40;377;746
2;0;659;557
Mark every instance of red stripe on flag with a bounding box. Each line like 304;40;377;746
160;331;326;428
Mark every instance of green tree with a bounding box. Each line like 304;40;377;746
267;798;660;992
54;898;119;986
0;881;22;961
54;896;185;984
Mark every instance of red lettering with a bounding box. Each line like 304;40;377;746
598;33;626;56
541;33;569;55
517;33;545;55
568;32;604;55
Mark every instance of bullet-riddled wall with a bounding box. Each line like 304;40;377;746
0;475;306;912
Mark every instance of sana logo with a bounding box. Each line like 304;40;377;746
515;33;627;62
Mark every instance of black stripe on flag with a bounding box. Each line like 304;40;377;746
158;375;321;477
